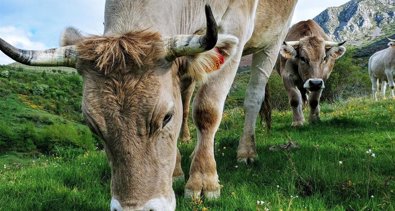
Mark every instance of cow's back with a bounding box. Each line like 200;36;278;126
243;0;298;55
285;20;329;42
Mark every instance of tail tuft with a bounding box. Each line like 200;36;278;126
259;84;272;131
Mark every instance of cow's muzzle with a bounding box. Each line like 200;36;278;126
110;195;176;211
304;79;325;92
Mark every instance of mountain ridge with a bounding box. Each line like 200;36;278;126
314;0;395;45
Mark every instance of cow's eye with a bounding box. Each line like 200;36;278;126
163;113;173;127
300;57;308;64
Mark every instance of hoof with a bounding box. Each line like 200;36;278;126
184;188;201;199
184;188;220;200
291;121;304;127
180;135;192;143
237;136;257;165
180;138;192;144
204;189;220;199
180;130;191;143
237;157;255;165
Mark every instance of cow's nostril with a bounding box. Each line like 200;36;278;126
310;80;323;87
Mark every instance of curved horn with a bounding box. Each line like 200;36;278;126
165;4;218;59
0;37;77;67
284;41;300;47
325;40;346;48
388;37;395;42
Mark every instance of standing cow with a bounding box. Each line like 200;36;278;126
368;38;395;100
273;20;346;126
0;0;298;210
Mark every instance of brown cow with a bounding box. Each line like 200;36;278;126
275;20;346;126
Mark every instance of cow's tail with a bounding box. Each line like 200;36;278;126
259;83;272;131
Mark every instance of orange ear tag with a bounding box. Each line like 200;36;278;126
213;48;225;71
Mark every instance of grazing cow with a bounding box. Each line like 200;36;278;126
0;0;298;210
368;38;395;100
273;20;346;127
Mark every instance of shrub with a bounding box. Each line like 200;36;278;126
0;70;10;78
321;48;370;102
32;83;49;96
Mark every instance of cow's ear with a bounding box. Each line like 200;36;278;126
280;44;297;59
61;27;85;46
187;34;239;81
327;46;346;59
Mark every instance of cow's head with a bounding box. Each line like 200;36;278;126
0;5;238;211
280;36;346;92
388;38;395;47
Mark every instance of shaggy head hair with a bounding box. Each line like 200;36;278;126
77;30;165;75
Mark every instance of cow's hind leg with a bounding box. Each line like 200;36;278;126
180;77;196;142
185;51;242;199
238;48;277;163
381;80;387;99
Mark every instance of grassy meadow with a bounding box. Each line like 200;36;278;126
0;63;394;211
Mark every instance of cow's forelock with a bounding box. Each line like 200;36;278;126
77;30;166;75
299;36;326;62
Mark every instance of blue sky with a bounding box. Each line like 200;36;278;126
0;0;349;64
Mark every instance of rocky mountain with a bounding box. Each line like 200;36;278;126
314;0;395;45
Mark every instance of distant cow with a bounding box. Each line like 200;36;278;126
368;38;395;100
271;20;346;126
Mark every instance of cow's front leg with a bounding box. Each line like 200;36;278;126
185;51;242;199
308;90;323;123
386;69;395;99
180;77;196;142
238;48;277;163
371;77;378;101
288;87;304;127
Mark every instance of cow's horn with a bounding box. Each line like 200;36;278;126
388;37;395;42
325;41;346;48
0;37;77;67
165;4;218;59
284;41;300;47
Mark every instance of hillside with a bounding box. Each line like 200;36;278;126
354;34;395;58
314;0;395;45
0;65;97;155
0;66;394;210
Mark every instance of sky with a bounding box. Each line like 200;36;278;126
0;0;349;65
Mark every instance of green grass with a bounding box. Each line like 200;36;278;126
0;66;394;210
